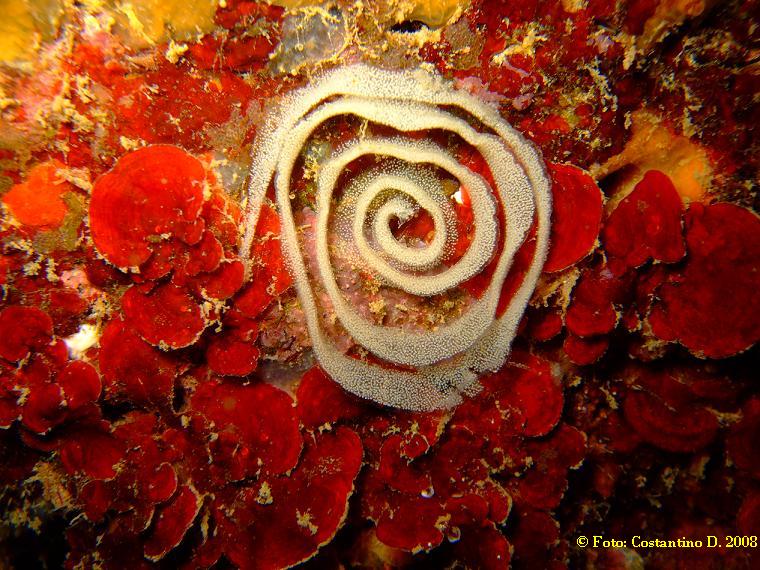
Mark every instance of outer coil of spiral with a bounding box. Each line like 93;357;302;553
242;64;551;411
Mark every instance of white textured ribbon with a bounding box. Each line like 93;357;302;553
242;64;551;411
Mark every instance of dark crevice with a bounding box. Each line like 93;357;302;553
390;20;429;33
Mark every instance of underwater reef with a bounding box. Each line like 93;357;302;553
0;0;758;568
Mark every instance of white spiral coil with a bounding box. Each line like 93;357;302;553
241;64;551;411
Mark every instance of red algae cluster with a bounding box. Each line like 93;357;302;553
0;0;759;569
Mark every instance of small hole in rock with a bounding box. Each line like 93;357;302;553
390;20;429;33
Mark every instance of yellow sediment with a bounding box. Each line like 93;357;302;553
273;0;469;28
0;0;63;64
109;0;218;48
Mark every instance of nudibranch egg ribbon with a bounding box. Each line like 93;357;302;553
241;64;551;411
